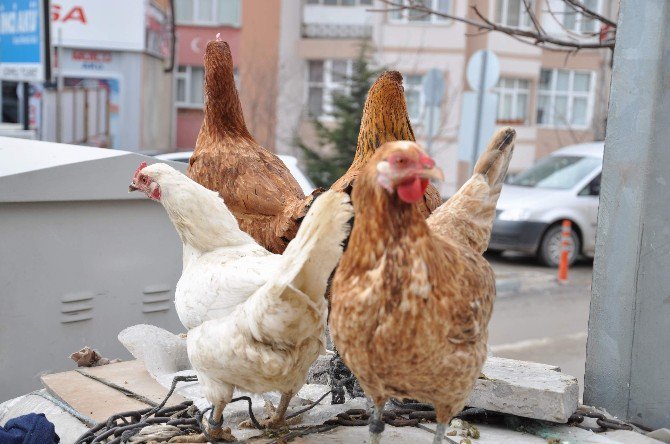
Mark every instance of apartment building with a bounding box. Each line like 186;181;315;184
173;0;282;150
275;0;615;196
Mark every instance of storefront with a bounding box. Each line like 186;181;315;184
40;0;173;150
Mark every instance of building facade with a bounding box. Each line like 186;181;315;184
275;0;615;196
173;0;282;151
38;0;174;151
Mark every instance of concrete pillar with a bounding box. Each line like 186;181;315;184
584;0;670;430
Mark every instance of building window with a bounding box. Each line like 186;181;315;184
404;74;424;121
176;66;205;108
175;0;241;27
495;0;532;28
0;81;19;123
306;59;354;117
389;0;451;24
306;0;372;5
563;0;600;33
536;69;594;128
494;78;530;124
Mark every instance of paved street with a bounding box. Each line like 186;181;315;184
488;253;594;400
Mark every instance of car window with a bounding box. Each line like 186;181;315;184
579;173;601;196
506;155;601;190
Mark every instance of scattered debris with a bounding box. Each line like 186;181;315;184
127;424;182;443
69;347;120;367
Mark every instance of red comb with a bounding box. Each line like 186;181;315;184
134;162;147;179
419;153;435;169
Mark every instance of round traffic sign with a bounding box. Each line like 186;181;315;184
466;50;500;91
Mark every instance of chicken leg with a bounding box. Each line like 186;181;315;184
432;422;447;444
265;390;293;429
369;404;385;444
239;390;296;429
195;402;236;443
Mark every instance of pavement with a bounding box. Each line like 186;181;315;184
488;252;594;400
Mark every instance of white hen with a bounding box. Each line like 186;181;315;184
129;162;352;437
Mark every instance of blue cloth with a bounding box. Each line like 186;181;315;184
0;413;59;444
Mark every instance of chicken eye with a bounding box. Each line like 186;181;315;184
395;157;406;166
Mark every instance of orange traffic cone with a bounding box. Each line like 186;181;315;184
557;220;572;283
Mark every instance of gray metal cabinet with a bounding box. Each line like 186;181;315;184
0;137;188;401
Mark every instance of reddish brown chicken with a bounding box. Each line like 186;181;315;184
188;39;318;254
330;128;516;444
189;38;440;254
332;70;441;217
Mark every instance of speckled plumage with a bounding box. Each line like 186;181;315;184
330;128;515;424
188;40;317;254
331;70;442;218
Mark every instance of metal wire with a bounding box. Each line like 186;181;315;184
568;407;635;433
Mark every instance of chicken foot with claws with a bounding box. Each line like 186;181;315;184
182;402;236;443
239;391;299;429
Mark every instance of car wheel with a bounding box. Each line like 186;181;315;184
538;224;580;268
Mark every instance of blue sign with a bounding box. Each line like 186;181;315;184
0;0;45;81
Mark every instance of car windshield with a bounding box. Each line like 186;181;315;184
507;155;601;189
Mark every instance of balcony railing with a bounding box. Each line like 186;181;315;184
302;23;372;39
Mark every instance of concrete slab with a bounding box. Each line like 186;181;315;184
0;390;88;443
467;357;579;423
421;422;545;443
293;425;435;443
603;430;664;443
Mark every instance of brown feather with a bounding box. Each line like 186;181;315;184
331;133;514;423
427;127;516;253
187;40;317;253
331;70;441;217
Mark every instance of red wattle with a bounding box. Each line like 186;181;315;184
397;177;428;203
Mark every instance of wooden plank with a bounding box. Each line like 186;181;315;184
77;360;188;406
41;370;149;424
41;360;188;424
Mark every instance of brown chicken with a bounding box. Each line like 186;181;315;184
330;127;516;444
189;37;440;254
188;38;319;254
331;70;441;217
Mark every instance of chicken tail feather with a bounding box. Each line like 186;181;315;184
280;190;353;300
427;127;515;254
473;126;516;192
244;191;353;347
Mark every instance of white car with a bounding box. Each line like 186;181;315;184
490;142;603;267
154;151;316;195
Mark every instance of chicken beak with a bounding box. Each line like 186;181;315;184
129;183;139;192
420;165;445;182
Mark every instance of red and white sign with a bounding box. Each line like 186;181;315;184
72;50;112;63
51;1;145;51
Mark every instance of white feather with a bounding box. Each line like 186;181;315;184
144;164;353;404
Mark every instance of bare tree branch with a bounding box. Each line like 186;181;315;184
564;0;617;28
373;0;616;51
543;1;597;45
522;0;545;36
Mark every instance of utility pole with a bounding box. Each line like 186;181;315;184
584;0;670;430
